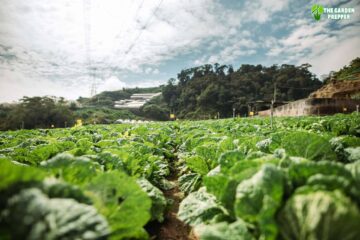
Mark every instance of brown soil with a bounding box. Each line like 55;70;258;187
146;164;198;240
309;78;360;98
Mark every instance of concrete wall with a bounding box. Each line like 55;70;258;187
258;98;360;116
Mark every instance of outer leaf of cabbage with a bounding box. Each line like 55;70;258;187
67;138;94;156
194;144;219;170
346;160;360;188
194;219;254;240
0;160;46;191
205;158;279;218
41;178;92;204
281;132;336;161
345;147;360;162
86;171;151;239
218;150;246;172
86;152;125;172
27;144;60;164
277;190;360;240
1;188;109;240
179;173;202;195
137;178;167;222
41;153;101;185
235;164;284;240
330;136;360;162
203;174;238;216
288;161;353;187
294;174;360;205
178;187;228;226
185;155;210;175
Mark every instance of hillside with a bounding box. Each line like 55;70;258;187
309;78;360;98
77;87;162;107
324;57;360;83
311;58;360;98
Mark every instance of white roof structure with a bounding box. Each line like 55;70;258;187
115;119;151;124
114;92;161;109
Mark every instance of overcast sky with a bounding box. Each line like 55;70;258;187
0;0;359;102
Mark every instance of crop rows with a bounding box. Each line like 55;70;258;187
0;113;360;239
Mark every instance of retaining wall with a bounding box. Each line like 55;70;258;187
258;98;360;116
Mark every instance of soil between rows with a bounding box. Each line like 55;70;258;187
145;159;198;240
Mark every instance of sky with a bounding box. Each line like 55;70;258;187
0;0;359;102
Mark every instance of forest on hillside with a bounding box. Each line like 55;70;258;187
160;63;322;119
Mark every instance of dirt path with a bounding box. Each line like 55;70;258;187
146;159;198;240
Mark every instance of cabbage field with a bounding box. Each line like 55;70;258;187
1;114;360;240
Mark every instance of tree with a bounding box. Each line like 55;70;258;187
160;62;323;119
2;96;75;130
141;104;168;121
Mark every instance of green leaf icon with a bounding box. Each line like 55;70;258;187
312;4;324;21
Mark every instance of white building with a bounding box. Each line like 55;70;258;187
114;92;161;109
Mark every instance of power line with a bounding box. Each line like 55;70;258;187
82;0;163;88
103;0;145;73
83;0;97;97
123;0;164;57
133;0;146;24
113;0;145;41
99;0;163;80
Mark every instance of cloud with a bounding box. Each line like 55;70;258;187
303;36;360;75
207;49;257;64
265;3;360;76
196;38;257;64
0;0;248;101
0;69;88;102
97;76;127;92
241;0;289;23
144;67;153;74
143;67;160;74
0;0;359;102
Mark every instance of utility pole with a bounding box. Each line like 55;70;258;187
270;83;276;129
273;82;277;103
233;108;236;118
270;102;274;128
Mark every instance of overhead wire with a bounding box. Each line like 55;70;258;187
101;0;146;76
97;0;164;83
123;0;164;57
82;0;98;96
